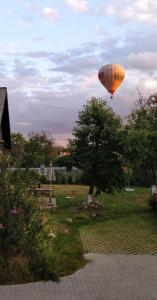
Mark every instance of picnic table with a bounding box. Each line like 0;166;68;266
31;186;57;210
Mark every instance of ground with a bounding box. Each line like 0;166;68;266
1;254;157;300
39;185;157;277
1;185;157;299
52;185;157;260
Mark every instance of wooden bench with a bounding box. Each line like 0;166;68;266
29;186;54;197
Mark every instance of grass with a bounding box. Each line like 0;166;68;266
2;184;157;283
44;185;157;277
79;187;157;255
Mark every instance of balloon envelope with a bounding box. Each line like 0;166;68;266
98;64;125;96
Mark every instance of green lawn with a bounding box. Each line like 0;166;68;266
46;185;157;276
1;185;156;284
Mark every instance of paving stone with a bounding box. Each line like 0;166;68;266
1;254;157;300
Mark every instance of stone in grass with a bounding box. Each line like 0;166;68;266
66;218;73;225
79;201;103;210
91;213;97;218
84;205;88;210
77;214;90;220
63;228;70;234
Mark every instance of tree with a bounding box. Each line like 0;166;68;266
125;91;157;186
24;132;57;167
72;97;125;201
54;155;76;171
11;133;27;166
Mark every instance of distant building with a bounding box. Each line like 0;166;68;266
0;87;11;153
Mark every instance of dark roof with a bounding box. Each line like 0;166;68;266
0;87;11;150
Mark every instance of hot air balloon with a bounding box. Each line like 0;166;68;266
98;64;125;98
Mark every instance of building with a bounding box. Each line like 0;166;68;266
0;87;11;153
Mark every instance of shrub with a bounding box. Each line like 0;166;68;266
68;175;73;184
0;155;59;283
29;213;59;281
61;176;66;184
40;174;48;184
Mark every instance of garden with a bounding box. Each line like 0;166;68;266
1;173;157;285
1;95;157;285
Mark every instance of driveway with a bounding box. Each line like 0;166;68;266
0;253;157;300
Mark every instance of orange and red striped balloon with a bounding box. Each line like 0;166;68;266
98;64;125;97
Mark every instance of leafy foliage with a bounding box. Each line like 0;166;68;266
72;97;125;194
0;156;58;283
11;133;27;166
54;155;76;171
125;92;157;186
11;132;57;167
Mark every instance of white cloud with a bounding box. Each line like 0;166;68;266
3;22;157;143
144;79;157;90
80;74;98;90
106;0;157;24
65;0;89;12
16;122;32;126
127;52;157;70
42;7;59;22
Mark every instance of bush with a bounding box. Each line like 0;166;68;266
68;175;73;184
29;213;59;281
55;173;66;184
40;174;48;184
61;176;66;184
0;155;59;283
11;168;41;188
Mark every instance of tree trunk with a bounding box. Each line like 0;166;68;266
88;184;94;205
88;184;94;195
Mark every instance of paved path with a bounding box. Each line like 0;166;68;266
0;253;157;300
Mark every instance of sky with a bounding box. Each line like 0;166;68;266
1;0;157;145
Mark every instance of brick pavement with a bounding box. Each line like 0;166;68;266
0;253;157;300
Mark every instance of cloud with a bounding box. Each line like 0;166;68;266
127;52;157;71
2;18;157;145
124;28;157;53
65;0;89;12
16;122;32;126
22;51;53;59
80;74;98;90
32;36;46;43
42;7;59;22
13;59;39;79
51;55;100;74
105;0;157;24
10;89;84;139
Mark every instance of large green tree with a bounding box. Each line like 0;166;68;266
125;92;157;186
11;133;27;166
24;132;56;167
11;132;57;168
72;97;125;200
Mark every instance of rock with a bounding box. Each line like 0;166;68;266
91;213;97;218
77;214;90;220
84;205;88;210
66;218;73;224
63;228;70;234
